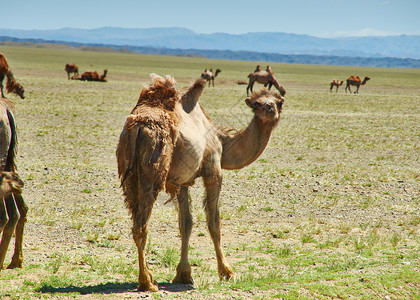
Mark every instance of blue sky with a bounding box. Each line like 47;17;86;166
2;0;419;37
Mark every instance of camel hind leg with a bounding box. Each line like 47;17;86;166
0;194;19;269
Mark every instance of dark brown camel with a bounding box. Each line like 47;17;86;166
0;97;27;270
65;63;79;79
0;52;25;99
79;70;108;82
116;74;285;291
345;75;370;94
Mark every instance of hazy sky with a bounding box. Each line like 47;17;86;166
2;0;419;37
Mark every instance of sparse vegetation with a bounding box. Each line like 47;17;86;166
0;45;418;299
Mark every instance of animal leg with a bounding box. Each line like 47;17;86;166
267;82;273;90
203;174;234;281
132;192;158;292
246;83;253;96
7;194;28;269
0;195;19;269
0;74;5;98
173;187;194;284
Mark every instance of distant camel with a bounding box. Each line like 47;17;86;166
345;75;370;94
330;80;344;93
0;97;27;270
116;74;285;291
0;52;25;99
65;63;79;80
247;66;286;96
201;68;221;87
79;70;108;82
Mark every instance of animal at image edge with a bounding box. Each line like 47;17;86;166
0;52;25;99
345;75;370;94
246;65;286;96
116;74;285;291
0;97;27;270
201;68;221;87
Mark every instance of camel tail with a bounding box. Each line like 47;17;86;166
5;107;18;172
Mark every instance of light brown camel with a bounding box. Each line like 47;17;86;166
79;70;108;82
116;74;285;291
65;63;79;79
0;52;25;99
0;172;24;199
247;66;286;96
201;68;221;87
330;80;344;93
0;97;27;270
345;75;370;94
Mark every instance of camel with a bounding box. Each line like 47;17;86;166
116;74;285;291
0;97;27;270
246;66;286;96
0;172;24;199
330;80;344;93
345;75;370;94
0;52;25;99
79;70;108;82
201;68;221;87
65;63;79;80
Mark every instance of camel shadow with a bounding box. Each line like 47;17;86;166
37;281;195;295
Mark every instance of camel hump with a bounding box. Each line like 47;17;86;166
181;79;206;113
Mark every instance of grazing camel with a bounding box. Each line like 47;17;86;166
79;70;108;82
0;97;27;270
65;63;79;79
246;66;286;96
0;52;25;99
330;80;344;93
345;75;370;94
201;68;221;87
116;74;285;291
0;172;24;199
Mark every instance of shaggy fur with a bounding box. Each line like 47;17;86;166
0;52;25;99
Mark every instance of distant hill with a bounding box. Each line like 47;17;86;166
1;34;420;69
1;27;420;60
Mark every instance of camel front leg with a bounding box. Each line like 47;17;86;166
0;195;19;269
203;176;234;281
173;187;194;284
7;194;28;269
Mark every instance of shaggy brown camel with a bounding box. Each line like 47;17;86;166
0;52;25;99
201;68;221;87
79;70;108;82
65;63;79;79
0;172;24;199
246;66;286;96
0;98;27;270
116;74;285;291
330;80;344;93
345;75;370;94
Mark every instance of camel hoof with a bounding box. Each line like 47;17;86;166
173;272;194;284
137;282;159;292
219;267;234;281
6;261;22;269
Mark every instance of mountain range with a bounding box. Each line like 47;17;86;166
1;27;420;68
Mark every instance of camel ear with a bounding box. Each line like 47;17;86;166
245;97;253;108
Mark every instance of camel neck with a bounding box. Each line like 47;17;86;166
219;117;274;170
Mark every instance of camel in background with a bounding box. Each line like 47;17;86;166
330;80;344;93
79;70;108;82
116;74;285;291
0;97;27;270
65;63;79;79
0;53;25;99
345;75;370;94
246;65;286;96
201;68;221;87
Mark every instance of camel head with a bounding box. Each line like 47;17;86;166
215;69;222;76
6;81;25;99
363;77;371;84
245;89;284;126
0;172;24;198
